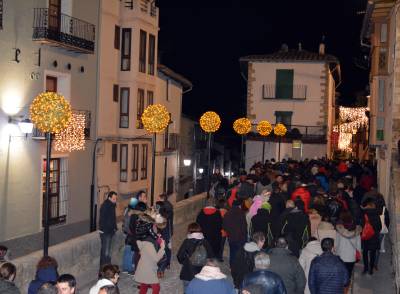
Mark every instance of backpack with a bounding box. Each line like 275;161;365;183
122;208;131;235
189;241;207;267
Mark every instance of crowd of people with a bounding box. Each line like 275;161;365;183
0;158;390;294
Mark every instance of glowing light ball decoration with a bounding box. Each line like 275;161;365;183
274;123;287;137
141;104;170;133
233;118;252;135
257;120;272;136
54;113;86;152
200;111;221;133
30;92;72;133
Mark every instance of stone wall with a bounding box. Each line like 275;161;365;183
11;192;207;292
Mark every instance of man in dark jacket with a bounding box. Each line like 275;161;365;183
99;191;118;267
308;238;349;294
242;251;287;294
223;200;248;266
197;204;223;258
268;237;306;294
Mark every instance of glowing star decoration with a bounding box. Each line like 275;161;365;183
141;104;170;133
274;123;287;137
200;111;221;133
30;92;72;133
233;118;252;135
54;113;86;152
257;120;272;136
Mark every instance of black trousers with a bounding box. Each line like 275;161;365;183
362;249;376;272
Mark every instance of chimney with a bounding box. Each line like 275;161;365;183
281;43;289;52
319;36;325;55
298;43;302;51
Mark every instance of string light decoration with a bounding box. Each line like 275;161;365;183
200;111;221;133
338;132;353;152
30;92;72;133
274;123;287;137
257;120;272;136
54;112;86;152
233;118;252;135
141;104;170;133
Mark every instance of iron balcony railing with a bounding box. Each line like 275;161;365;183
262;84;308;100
33;8;95;53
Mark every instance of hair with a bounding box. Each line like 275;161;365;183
0;262;16;280
216;198;227;210
135;201;147;212
254;252;270;270
321;238;334;252
252;232;266;244
275;236;288;248
100;264;120;280
158;193;168;201
57;274;76;289
205;258;220;267
286;200;295;208
37;256;58;270
37;283;58;294
99;285;120;294
187;222;202;234
339;210;354;224
107;191;117;199
135;190;146;199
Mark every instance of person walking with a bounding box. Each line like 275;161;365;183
89;264;120;294
157;193;174;268
99;191;118;267
28;256;58;294
299;238;322;294
0;262;20;294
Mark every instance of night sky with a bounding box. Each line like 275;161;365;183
157;0;369;136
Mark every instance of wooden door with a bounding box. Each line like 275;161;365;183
48;0;61;32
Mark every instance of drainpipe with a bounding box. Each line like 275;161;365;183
360;1;375;48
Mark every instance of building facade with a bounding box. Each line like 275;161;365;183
240;45;341;169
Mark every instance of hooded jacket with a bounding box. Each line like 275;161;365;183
251;208;273;246
89;279;114;294
196;207;222;255
281;208;311;257
186;266;235;294
291;187;311;213
231;242;261;288
335;224;361;262
28;267;58;294
299;240;322;294
315;221;336;245
0;279;20;294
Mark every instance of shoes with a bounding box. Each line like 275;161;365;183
127;271;135;276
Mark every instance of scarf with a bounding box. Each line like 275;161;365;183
195;266;227;281
249;195;263;217
187;232;204;240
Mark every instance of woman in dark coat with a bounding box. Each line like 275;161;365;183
196;206;222;257
251;204;274;248
361;202;382;275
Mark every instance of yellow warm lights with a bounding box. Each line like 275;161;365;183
257;120;272;136
54;113;86;152
141;104;170;133
30;92;72;134
200;111;221;133
233;118;252;135
274;123;287;137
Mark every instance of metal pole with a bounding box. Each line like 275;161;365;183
43;132;52;257
90;138;102;232
206;132;212;198
278;136;281;162
240;135;244;169
262;137;266;164
151;133;156;206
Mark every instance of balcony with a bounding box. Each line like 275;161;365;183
33;8;95;54
262;84;307;100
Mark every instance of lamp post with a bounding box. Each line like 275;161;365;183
199;111;221;198
141;104;170;206
257;120;272;164
274;123;287;162
233;118;252;170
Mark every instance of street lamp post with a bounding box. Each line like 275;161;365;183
233;118;252;170
257;120;272;164
274;123;287;162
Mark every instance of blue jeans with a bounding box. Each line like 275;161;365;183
100;233;114;267
122;244;135;272
229;240;245;267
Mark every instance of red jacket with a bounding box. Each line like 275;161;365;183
291;187;311;213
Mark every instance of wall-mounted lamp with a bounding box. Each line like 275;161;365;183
198;168;204;174
8;116;34;136
183;159;191;166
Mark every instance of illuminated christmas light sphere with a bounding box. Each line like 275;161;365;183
233;118;252;135
54;112;86;152
141;104;170;133
30;92;72;133
274;123;287;137
257;120;272;136
200;111;221;133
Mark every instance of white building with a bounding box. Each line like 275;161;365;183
240;44;341;169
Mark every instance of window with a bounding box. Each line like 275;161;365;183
114;25;120;50
42;158;68;226
0;0;3;30
378;79;385;112
112;144;118;162
120;144;128;182
139;30;147;73
380;23;388;43
46;76;58;92
167;176;174;195
120;87;130;128
141;144;148;179
376;117;385;141
275;69;294;99
275;111;292;128
147;90;154;106
137;89;145;129
113;84;119;102
148;34;156;75
132;144;139;181
121;28;132;71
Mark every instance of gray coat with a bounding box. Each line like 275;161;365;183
0;280;20;294
268;248;306;294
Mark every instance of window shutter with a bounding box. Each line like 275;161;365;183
113;84;119;102
275;69;294;99
114;25;120;50
112;144;118;162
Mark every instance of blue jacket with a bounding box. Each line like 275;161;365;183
308;252;349;294
186;278;235;294
242;270;287;294
28;267;58;294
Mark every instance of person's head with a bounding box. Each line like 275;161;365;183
57;274;76;294
158;193;168;202
0;262;16;281
252;232;266;249
135;201;147;212
37;256;58;270
275;236;288;249
136;191;147;203
37;283;58;294
286;199;295;209
205;258;220;268
107;191;118;204
321;238;334;252
254;252;270;270
100;264;120;284
216;198;227;210
0;245;9;261
275;175;284;184
187;222;202;234
99;285;120;294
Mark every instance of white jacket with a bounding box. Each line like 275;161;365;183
299;240;322;294
335;224;362;263
89;279;114;294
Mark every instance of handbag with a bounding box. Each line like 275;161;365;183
380;207;389;234
349;238;361;263
361;214;375;241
